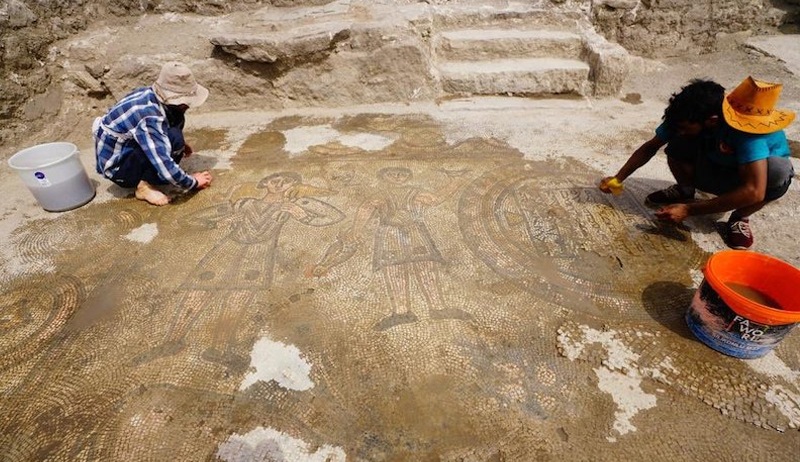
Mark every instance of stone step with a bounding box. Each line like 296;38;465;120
435;29;584;61
430;5;584;31
438;58;590;96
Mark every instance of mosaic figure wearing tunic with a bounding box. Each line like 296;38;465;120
182;196;342;289
134;172;344;368
372;185;444;270
313;167;471;330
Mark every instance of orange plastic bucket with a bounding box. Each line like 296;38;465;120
685;250;800;358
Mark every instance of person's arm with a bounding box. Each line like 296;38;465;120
134;116;198;190
614;136;666;181
691;159;766;214
600;136;665;192
655;159;767;222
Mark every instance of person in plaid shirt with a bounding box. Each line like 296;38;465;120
94;61;212;205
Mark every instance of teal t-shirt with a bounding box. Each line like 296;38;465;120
717;126;791;165
655;122;791;167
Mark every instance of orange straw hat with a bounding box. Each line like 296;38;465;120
153;61;209;108
722;76;795;134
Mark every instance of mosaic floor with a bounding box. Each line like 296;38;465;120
1;112;798;460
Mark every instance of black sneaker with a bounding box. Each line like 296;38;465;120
645;184;695;207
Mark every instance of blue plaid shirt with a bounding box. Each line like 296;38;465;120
94;87;197;190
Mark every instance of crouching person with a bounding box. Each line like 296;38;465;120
94;61;212;206
600;77;795;249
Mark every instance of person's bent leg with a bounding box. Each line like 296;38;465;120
135;146;187;206
117;125;189;206
136;159;170;206
732;156;794;218
645;137;699;206
692;155;751;248
142;122;192;206
110;146;171;206
645;154;696;206
110;146;149;189
724;157;792;249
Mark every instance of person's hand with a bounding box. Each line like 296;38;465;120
184;144;194;158
655;204;690;223
192;171;213;189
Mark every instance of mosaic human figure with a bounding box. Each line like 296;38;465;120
135;172;344;369
312;167;470;330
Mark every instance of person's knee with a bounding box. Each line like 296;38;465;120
766;156;794;187
764;157;794;201
166;126;185;161
666;155;696;185
663;141;697;163
666;155;693;170
171;149;185;164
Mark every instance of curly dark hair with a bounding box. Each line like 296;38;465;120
662;79;725;129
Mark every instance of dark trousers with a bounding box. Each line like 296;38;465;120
111;125;185;188
665;136;793;202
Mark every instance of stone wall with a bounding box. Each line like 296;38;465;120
590;0;793;57
0;0;270;140
0;0;797;144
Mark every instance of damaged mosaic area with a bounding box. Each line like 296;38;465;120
1;114;798;460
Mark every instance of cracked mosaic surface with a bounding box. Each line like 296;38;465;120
1;114;798;460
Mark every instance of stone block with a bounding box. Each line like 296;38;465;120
439;58;590;96
211;22;352;63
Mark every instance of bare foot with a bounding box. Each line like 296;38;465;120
135;181;170;206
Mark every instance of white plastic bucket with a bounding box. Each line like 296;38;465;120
8;142;95;212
